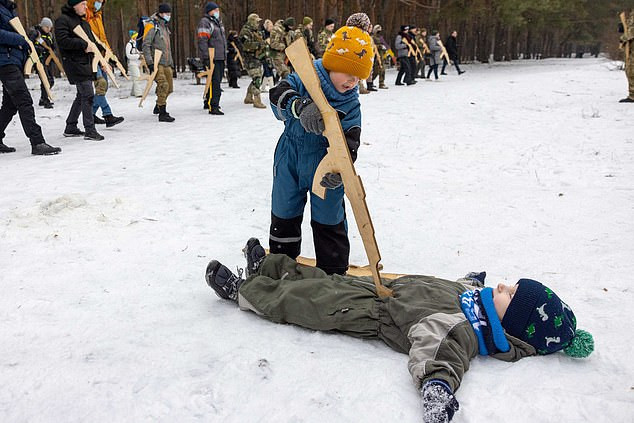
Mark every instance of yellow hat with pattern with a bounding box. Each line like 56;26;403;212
322;25;374;80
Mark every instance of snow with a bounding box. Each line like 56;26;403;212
1;58;633;422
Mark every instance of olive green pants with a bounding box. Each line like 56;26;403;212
627;54;634;99
272;56;290;79
155;65;173;106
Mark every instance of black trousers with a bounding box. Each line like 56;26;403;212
66;80;95;131
40;63;55;103
441;57;462;74
205;59;225;110
427;63;439;79
269;212;350;275
395;57;413;84
0;65;45;146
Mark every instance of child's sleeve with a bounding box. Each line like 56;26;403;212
407;314;478;392
269;74;302;121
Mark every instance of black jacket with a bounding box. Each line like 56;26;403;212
445;35;458;61
0;0;28;68
226;33;241;72
55;4;98;84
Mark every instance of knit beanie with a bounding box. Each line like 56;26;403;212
158;3;171;14
400;25;410;32
303;16;313;26
346;12;371;32
67;0;83;6
373;24;382;34
204;2;219;14
325;18;336;26
284;17;296;28
40;17;53;28
322;25;374;80
501;279;594;357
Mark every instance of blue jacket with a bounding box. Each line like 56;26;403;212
0;0;28;68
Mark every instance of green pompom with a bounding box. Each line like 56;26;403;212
564;329;594;358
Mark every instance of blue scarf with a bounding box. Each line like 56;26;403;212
460;288;510;355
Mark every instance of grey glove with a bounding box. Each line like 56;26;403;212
421;380;459;423
320;172;342;190
292;97;324;135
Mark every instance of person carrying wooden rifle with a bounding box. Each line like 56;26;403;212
267;16;374;275
28;18;57;109
619;9;634;103
197;2;226;115
426;30;443;80
395;25;415;86
369;24;389;90
142;3;175;122
407;26;422;80
0;0;61;155
226;30;242;90
414;27;430;79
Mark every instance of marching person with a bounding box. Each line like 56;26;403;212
0;0;61;155
395;25;414;86
619;9;634;103
125;30;143;97
142;3;175;122
426;30;442;80
239;13;267;109
442;30;465;75
226;30;242;89
316;18;335;58
370;24;389;89
414;27;429;79
29;17;56;109
56;0;104;141
297;16;318;58
85;0;124;128
197;1;227;115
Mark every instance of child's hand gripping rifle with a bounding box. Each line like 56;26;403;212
285;37;392;298
8;17;53;102
72;25;119;88
94;37;130;80
138;49;162;107
196;48;215;99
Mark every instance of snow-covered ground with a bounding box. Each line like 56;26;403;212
1;58;632;422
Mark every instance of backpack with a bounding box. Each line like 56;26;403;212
135;16;157;50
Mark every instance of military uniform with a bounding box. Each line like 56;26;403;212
621;11;634;102
269;19;295;79
414;33;429;78
296;24;317;58
317;27;333;58
371;30;388;88
239;13;267;108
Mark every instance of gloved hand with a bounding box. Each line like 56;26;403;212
292;97;324;135
320;172;342;190
421;380;459;423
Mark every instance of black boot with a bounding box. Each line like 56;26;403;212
93;114;106;125
203;100;209;110
153;103;159;115
63;126;85;137
619;97;634;103
104;114;125;128
205;260;244;301
242;237;266;277
0;141;16;153
84;128;105;141
158;105;175;122
31;142;61;155
367;83;378;92
209;107;224;115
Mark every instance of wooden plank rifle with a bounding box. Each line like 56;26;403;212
94;37;130;80
8;17;53;102
285;37;392;298
230;41;245;69
620;12;630;63
438;39;451;64
72;25;120;88
196;48;215;100
40;40;65;76
138;49;162;107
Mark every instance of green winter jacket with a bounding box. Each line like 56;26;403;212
238;254;536;392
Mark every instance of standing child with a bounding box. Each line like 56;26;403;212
268;14;373;275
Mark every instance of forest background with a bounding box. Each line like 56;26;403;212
16;0;634;72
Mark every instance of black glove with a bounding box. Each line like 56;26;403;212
292;97;324;134
320;172;342;190
421;380;459;423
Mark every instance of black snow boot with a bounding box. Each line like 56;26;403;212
158;105;175;122
242;237;266;277
0;141;16;153
153;103;159;115
205;260;244;301
104;114;125;128
63;126;85;137
31;142;61;155
84;129;105;141
209;107;224;115
93;114;106;125
619;97;634;103
367;82;378;92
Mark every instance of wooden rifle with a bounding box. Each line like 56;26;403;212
230;41;245;69
373;43;383;69
72;25;120;88
138;49;163;107
8;17;53;102
438;39;451;64
620;12;630;63
196;48;215;100
285;37;392;298
94;37;130;80
402;37;416;59
39;39;65;76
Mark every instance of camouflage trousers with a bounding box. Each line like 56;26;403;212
94;76;108;96
627;53;634;99
155;65;174;106
246;62;263;97
272;56;290;79
370;60;385;86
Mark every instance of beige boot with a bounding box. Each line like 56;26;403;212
244;91;254;104
359;81;369;94
252;93;267;109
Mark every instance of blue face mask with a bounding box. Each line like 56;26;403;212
163;14;171;22
94;1;102;11
213;11;220;19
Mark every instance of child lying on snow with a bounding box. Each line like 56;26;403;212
205;238;594;423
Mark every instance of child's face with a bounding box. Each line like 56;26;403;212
329;71;360;93
492;283;518;321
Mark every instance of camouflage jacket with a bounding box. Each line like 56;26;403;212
318;28;333;55
296;24;318;57
622;11;634;43
372;33;388;55
239;21;266;60
415;34;430;54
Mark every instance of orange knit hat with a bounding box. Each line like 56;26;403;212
322;26;374;80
